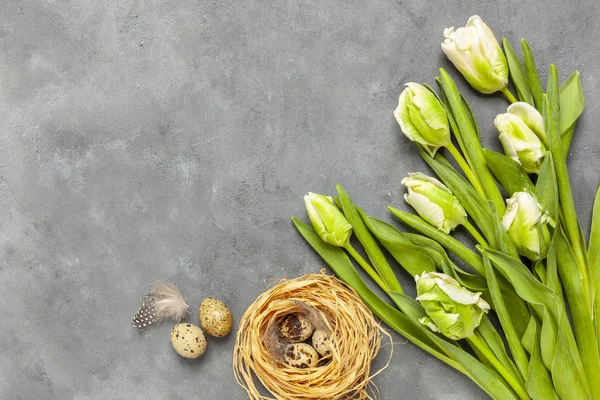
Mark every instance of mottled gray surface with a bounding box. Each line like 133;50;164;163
1;0;599;399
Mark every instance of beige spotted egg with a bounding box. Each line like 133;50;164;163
170;323;207;359
279;313;314;342
283;343;320;369
312;329;334;356
199;298;233;337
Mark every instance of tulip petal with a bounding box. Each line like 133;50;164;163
407;83;450;138
419;316;440;332
405;190;446;232
508;102;546;139
394;90;419;142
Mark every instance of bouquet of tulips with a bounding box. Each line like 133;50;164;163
292;15;600;399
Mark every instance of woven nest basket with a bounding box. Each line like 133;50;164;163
233;272;391;399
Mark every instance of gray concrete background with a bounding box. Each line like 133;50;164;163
1;1;599;399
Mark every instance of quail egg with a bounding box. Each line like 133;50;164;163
312;329;334;356
279;313;314;342
199;298;233;337
170;323;207;359
283;343;319;369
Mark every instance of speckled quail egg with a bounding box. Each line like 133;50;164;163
199;298;233;337
283;343;320;369
279;313;314;342
170;323;207;359
312;329;334;356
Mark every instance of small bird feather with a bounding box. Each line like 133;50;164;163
150;281;189;322
132;281;189;329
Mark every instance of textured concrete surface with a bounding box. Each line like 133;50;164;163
1;1;600;399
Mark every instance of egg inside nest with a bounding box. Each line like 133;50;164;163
279;313;314;342
312;329;334;356
283;343;319;369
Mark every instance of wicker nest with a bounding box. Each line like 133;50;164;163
233;272;391;399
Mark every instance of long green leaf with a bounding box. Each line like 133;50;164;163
559;70;585;137
521;317;536;354
545;241;564;308
539;308;556;371
478;315;525;386
561;125;576;159
461;93;481;139
503;37;534;105
403;233;488;292
359;212;436;277
336;185;403;293
533;261;547;284
544;81;589;293
483;253;530;381
521;39;543;112
388;206;485;274
551;316;592;400
435;77;476;170
433;333;520;400
483;149;535;196
590;186;600;348
555;227;600;398
522;316;560;400
438;69;506;214
535;153;559;222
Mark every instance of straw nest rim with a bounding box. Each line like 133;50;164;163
233;272;392;399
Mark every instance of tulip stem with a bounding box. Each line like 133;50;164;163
501;87;518;104
464;221;489;248
447;143;488;201
344;243;389;292
467;333;529;400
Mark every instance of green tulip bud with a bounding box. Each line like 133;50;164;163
495;102;547;174
304;192;352;247
402;173;468;234
394;82;450;157
415;272;490;340
442;15;508;94
501;192;551;261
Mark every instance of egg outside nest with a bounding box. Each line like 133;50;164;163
170;323;207;359
199;298;233;337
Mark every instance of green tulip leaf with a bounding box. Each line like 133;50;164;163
521;39;544;112
503;37;534;105
483;252;529;380
535;152;559;222
359;212;436;277
336;184;403;293
483;149;535;197
559;70;585;137
389;206;485;274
